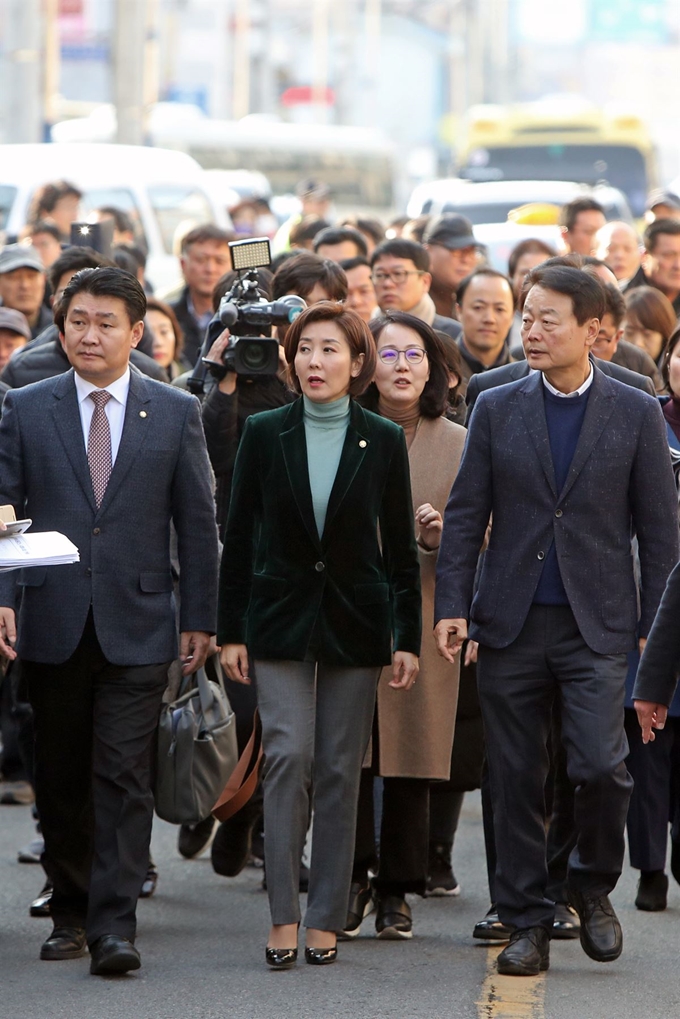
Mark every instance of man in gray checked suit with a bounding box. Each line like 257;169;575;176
0;267;219;975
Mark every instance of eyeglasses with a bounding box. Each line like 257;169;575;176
371;269;424;285
377;346;428;365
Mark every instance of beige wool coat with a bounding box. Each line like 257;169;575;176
371;414;467;779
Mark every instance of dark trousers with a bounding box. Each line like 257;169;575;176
353;770;430;896
624;708;680;872
23;615;169;944
477;605;632;931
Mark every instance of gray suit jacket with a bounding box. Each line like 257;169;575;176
0;369;219;665
435;366;679;654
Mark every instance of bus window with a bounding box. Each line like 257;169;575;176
461;145;648;218
80;187;147;249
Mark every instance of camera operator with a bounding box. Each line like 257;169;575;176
200;268;296;531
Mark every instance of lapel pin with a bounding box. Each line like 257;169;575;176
359;439;367;448
139;411;147;418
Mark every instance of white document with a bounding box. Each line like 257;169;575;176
0;531;80;572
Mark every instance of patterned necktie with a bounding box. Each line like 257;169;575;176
87;390;112;508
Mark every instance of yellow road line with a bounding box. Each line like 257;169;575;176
476;946;547;1019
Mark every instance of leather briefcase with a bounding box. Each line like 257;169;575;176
155;662;238;825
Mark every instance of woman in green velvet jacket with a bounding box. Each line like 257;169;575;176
218;303;421;970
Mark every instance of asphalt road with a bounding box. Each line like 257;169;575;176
1;793;679;1019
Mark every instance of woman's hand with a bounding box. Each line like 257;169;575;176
220;644;251;684
415;503;443;551
464;640;479;666
389;651;419;690
205;329;237;394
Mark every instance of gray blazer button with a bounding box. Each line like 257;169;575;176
93;527;101;535
314;561;325;572
537;551;545;560
554;509;563;518
85;567;92;576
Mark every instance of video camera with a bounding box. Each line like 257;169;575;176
187;237;306;395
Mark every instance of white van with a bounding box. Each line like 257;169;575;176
0;143;232;295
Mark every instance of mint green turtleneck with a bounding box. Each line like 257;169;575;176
303;394;350;538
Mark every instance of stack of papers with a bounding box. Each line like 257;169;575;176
0;531;80;572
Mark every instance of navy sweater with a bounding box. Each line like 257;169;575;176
533;384;591;605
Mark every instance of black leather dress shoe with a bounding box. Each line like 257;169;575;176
40;926;87;960
265;947;298;970
635;871;668;912
139;863;158;899
552;902;580;939
375;895;412;940
472;906;515;942
671;839;680;887
89;935;141;975
211;803;260;878
569;890;622;962
339;881;375;939
30;881;53;918
497;926;550;976
305;945;337;965
177;816;215;859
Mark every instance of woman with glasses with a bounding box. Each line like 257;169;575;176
341;310;467;941
218;303;421;969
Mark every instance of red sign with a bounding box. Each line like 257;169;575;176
281;86;335;107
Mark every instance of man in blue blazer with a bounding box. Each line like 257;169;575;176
0;268;219;975
434;264;679;976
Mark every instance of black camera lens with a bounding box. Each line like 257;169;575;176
240;341;269;372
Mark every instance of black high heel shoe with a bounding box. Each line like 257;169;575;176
265;946;298;969
304;945;338;966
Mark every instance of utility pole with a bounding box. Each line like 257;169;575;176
233;0;251;119
312;0;330;121
1;0;44;143
364;0;382;128
114;0;147;145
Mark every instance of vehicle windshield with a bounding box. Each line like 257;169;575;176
147;185;214;252
460;145;647;217
0;185;18;232
80;187;147;248
441;196;628;225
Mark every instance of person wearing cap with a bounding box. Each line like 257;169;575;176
0;245;52;339
423;215;480;319
646;189;680;225
273;180;332;255
626;219;680;317
0;307;31;373
595;222;642;289
369;239;462;342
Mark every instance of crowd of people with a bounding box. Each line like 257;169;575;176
0;175;680;980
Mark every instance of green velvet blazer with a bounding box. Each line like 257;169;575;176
217;397;422;667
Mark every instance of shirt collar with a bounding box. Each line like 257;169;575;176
74;366;131;405
541;364;594;398
187;293;213;329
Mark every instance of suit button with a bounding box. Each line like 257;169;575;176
537;551;545;561
554;509;563;518
314;561;325;572
85;567;92;576
93;527;101;535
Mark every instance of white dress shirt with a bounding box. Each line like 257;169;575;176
541;364;594;399
74;368;131;464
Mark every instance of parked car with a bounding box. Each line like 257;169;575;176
0;143;232;295
406;178;633;225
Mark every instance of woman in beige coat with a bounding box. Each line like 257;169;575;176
342;310;466;941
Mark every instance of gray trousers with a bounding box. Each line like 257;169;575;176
254;659;380;930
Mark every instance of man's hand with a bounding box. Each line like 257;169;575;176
434;618;468;663
220;644;251;684
634;699;668;744
415;503;443;551
464;639;479;667
179;631;211;676
638;636;647;656
205;329;237;394
0;607;17;660
389;651;419;690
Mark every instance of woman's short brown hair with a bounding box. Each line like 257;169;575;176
624;286;677;343
661;326;680;393
283;302;377;397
